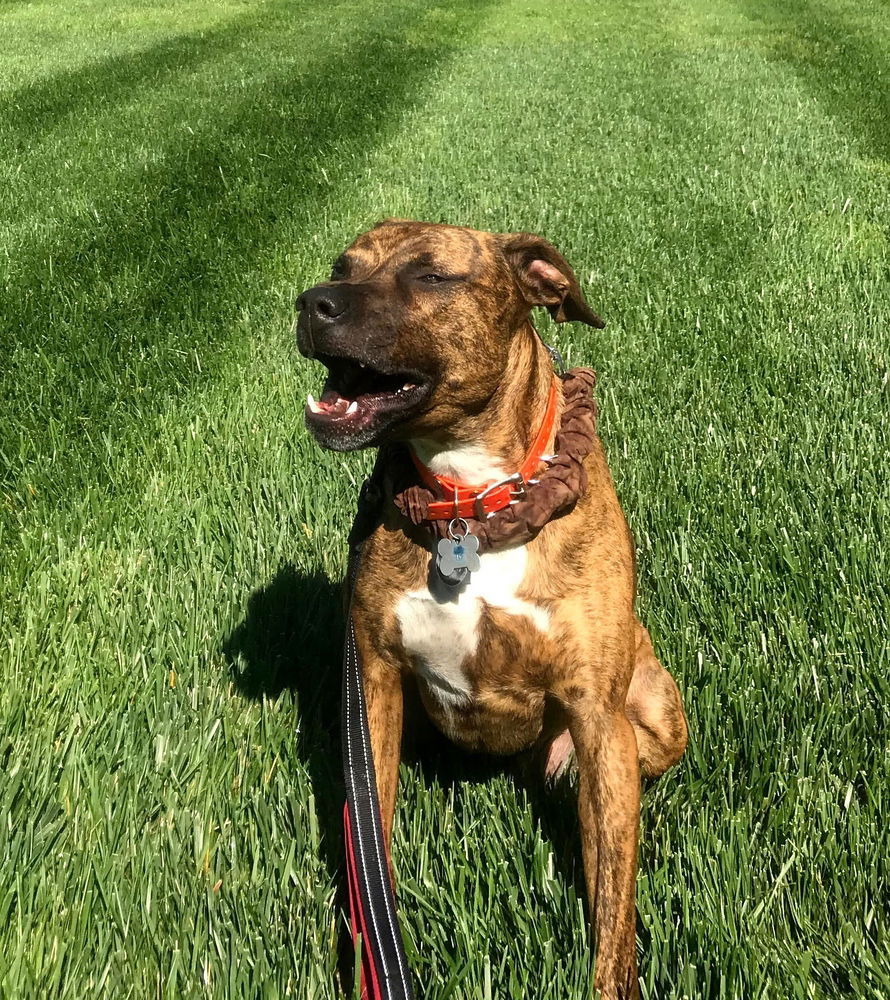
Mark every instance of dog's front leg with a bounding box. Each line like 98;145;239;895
568;700;641;1000
354;633;404;851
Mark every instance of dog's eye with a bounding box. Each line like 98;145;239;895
419;273;447;284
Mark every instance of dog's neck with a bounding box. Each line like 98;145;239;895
410;323;557;484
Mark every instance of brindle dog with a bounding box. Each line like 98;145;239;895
296;219;687;1000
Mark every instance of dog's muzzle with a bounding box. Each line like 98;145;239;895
295;284;433;451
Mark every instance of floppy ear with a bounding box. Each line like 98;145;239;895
501;232;605;328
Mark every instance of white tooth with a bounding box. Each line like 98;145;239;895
346;400;358;415
402;383;413;391
307;393;322;414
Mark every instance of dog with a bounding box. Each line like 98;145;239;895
296;219;687;1000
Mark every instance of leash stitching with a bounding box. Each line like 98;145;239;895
348;620;412;995
344;626;389;996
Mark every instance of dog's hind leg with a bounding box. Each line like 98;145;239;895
624;622;687;779
540;623;686;782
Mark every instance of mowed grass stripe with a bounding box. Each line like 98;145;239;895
1;0;888;997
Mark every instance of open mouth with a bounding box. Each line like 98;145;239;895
304;353;431;448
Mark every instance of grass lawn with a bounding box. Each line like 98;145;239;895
1;0;888;996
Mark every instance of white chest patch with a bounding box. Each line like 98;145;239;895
410;439;508;484
395;545;550;709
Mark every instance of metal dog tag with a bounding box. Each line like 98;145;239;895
435;521;480;585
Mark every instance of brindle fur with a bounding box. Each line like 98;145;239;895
299;220;687;1000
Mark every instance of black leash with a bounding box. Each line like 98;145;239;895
341;484;415;1000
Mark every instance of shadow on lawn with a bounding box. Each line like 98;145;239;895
2;0;492;497
735;0;890;163
224;560;369;989
223;561;344;855
0;3;266;151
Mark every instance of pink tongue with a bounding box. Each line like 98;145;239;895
319;391;350;415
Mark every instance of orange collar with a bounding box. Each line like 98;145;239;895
409;377;561;522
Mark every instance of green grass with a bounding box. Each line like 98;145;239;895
1;0;888;996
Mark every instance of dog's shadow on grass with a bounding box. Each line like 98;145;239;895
222;563;345;874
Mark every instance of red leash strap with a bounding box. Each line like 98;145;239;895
344;806;383;999
342;538;415;1000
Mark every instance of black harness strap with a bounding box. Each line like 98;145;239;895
342;499;415;1000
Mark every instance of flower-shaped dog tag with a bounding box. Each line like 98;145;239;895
436;531;480;585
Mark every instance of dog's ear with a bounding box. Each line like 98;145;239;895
500;233;605;328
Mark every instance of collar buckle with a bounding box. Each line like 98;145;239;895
473;472;526;520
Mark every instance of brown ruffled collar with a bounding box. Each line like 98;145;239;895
385;367;598;554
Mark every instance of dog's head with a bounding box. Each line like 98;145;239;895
295;219;603;451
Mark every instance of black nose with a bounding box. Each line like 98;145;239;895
297;285;350;324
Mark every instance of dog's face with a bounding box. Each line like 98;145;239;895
296;220;603;451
